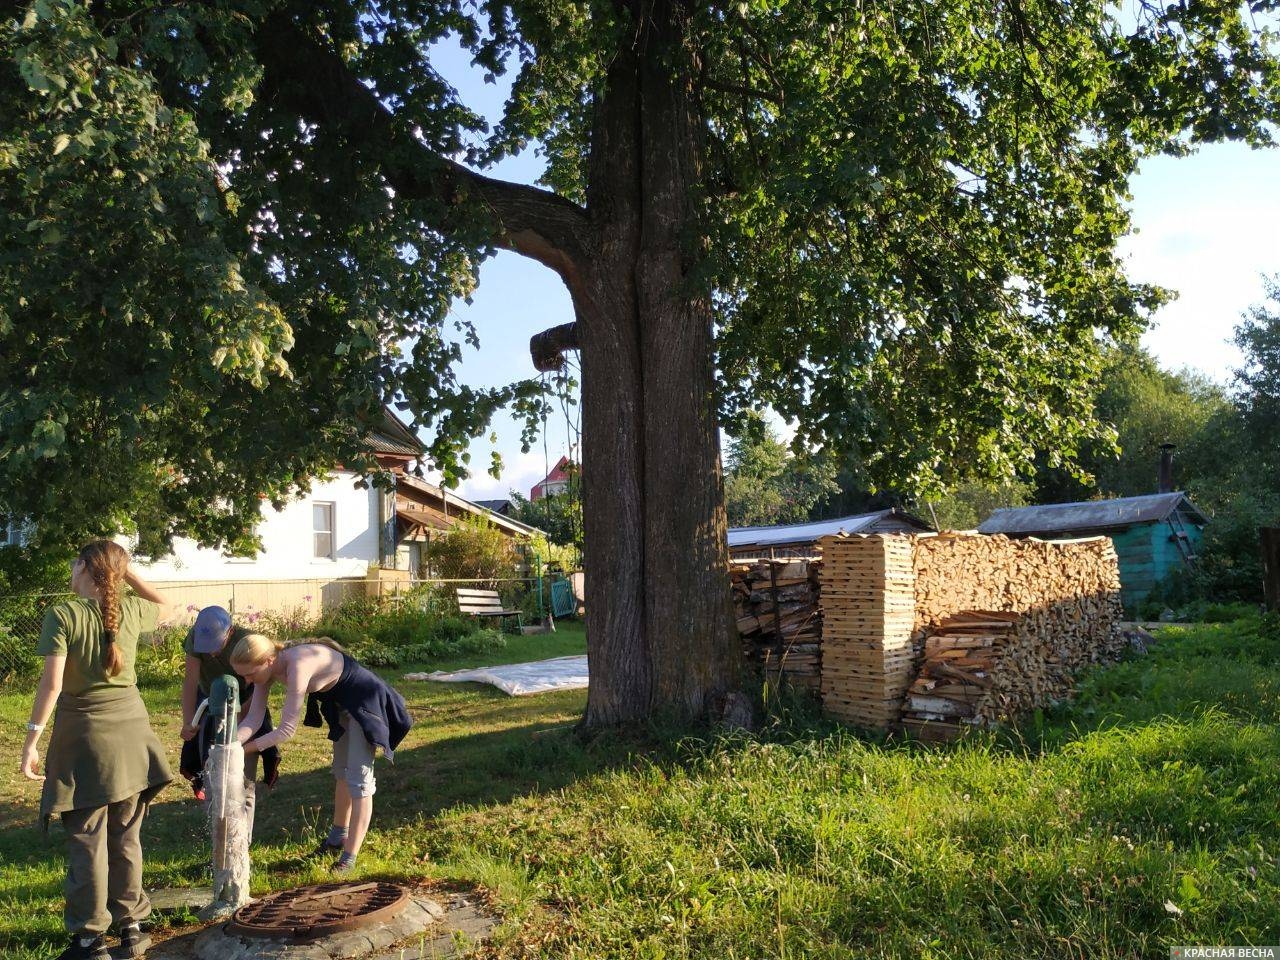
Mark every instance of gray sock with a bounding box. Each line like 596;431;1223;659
336;851;356;868
325;825;348;846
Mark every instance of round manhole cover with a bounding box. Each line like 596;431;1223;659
226;881;411;940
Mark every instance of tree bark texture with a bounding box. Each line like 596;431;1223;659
255;1;745;728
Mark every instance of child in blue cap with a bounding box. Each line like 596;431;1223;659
178;606;279;833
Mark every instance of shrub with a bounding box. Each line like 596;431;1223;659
459;627;505;654
135;625;188;685
0;626;38;682
0;544;74;594
425;615;473;646
366;606;425;647
400;627;506;663
1193;490;1280;603
309;596;382;648
425;518;520;582
519;584;545;622
1259;611;1280;644
352;643;401;668
255;604;317;641
184;594;513;671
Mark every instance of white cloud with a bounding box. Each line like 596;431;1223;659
455;449;557;503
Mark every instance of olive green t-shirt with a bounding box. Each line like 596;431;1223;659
183;624;253;700
37;596;159;696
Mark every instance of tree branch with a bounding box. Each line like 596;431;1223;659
530;322;580;371
255;12;591;277
700;78;785;107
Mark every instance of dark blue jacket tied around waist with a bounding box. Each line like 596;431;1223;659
303;653;412;761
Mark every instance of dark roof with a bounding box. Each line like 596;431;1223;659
728;509;933;549
977;492;1208;536
474;499;512;514
366;407;425;458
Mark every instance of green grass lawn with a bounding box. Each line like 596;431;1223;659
2;617;1279;958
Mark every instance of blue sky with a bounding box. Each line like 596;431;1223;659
420;43;1280;503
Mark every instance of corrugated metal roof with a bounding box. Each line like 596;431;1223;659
367;432;425;457
977;492;1208;536
728;509;932;548
365;407;426;458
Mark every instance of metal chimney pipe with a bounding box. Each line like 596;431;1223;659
1158;443;1176;493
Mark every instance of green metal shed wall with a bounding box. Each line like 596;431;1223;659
1106;514;1204;609
1110;525;1158;609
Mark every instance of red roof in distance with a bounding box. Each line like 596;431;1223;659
531;456;575;501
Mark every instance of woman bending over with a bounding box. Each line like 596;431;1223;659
231;634;412;873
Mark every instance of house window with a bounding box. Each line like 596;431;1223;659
313;502;335;559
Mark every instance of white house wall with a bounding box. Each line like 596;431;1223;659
138;472;379;582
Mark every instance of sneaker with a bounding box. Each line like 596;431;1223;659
306;839;344;861
330;853;357;875
109;924;150;959
53;935;109;960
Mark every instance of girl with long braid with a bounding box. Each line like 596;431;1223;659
21;541;173;960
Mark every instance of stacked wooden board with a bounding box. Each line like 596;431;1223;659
816;531;1124;734
731;558;822;694
817;535;916;727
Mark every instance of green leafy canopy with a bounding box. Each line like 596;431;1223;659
2;0;1278;549
724;410;838;526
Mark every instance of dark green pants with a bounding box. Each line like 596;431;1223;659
60;793;150;935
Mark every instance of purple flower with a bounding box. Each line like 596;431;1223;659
186;604;198;612
303;595;313;602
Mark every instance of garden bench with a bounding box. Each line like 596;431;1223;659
456;587;523;631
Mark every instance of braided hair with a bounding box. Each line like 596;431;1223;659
77;540;129;678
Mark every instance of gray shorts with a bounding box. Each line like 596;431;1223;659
331;711;377;798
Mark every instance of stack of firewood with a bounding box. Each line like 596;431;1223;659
810;531;1124;734
913;533;1124;641
900;534;1125;739
899;610;1017;740
731;558;822;693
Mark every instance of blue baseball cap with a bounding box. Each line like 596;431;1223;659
192;606;233;654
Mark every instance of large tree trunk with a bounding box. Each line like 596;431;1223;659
636;3;744;724
569;0;747;729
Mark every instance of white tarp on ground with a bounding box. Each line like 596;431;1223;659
404;655;590;696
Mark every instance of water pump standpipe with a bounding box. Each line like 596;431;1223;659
201;674;251;919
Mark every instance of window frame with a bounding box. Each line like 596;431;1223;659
312;501;336;560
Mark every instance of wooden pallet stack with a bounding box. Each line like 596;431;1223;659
817;535;916;727
731;558;822;693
